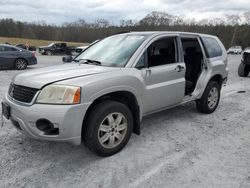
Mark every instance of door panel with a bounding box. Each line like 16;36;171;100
142;62;186;113
0;51;15;68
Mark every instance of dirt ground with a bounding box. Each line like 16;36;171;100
0;55;249;188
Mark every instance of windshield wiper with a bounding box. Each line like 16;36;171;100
76;59;102;65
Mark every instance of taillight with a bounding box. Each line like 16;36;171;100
32;51;36;57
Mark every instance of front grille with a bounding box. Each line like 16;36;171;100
9;84;39;103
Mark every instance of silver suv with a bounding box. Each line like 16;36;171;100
2;32;228;156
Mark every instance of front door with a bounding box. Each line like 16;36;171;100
0;46;16;68
140;37;186;113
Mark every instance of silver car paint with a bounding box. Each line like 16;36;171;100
3;32;229;145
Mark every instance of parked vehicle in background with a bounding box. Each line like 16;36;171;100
16;44;36;51
75;45;88;54
227;46;242;54
38;43;75;55
75;40;100;54
244;47;250;51
0;44;37;70
63;40;100;62
238;49;250;77
2;32;228;156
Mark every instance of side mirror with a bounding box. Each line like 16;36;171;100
62;55;73;63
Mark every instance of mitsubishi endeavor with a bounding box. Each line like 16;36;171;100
2;32;229;156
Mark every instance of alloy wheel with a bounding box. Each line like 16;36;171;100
98;112;128;149
207;87;219;109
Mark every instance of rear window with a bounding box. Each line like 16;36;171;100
202;37;222;58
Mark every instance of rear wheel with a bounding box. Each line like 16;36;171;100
83;100;133;156
15;59;27;70
238;62;249;77
196;81;221;114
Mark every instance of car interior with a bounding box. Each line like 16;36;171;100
147;38;177;67
181;38;204;95
144;37;204;95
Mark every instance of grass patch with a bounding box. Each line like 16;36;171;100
0;37;86;47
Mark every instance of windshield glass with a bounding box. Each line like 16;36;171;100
48;43;55;47
75;34;148;67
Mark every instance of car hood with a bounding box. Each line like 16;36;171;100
13;63;115;89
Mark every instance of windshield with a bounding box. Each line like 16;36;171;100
48;43;55;47
75;34;147;67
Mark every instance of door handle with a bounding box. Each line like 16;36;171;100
175;65;185;72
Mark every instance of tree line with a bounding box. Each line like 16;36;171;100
0;11;250;48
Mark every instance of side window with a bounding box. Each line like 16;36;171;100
148;37;177;67
3;46;16;52
202;37;222;58
11;47;18;51
0;46;4;52
135;53;145;69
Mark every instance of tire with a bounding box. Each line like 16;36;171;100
46;50;52;56
238;62;249;77
196;81;221;114
14;59;28;70
83;100;133;157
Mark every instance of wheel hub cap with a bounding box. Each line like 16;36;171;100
98;112;128;149
207;87;219;109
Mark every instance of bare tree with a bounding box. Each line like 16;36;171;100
139;11;174;26
243;11;250;25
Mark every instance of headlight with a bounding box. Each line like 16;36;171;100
36;85;81;104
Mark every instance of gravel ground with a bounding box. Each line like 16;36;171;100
0;54;250;188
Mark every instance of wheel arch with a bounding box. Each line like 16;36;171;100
82;90;141;140
209;74;223;87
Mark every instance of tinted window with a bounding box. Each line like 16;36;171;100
2;46;18;52
202;37;222;58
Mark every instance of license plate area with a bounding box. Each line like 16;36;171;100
1;102;10;119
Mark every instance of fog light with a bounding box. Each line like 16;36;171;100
36;119;59;135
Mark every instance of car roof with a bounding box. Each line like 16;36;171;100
117;31;218;38
0;43;20;50
244;49;250;53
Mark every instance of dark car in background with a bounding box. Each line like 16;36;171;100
238;48;250;77
38;43;76;55
0;44;37;70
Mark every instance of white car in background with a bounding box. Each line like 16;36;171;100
227;46;242;54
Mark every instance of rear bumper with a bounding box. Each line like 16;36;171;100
3;93;92;145
27;56;37;65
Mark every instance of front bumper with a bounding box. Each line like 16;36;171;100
3;94;91;145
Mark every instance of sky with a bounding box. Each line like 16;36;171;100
0;0;250;25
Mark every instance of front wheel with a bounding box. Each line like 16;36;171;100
196;81;221;114
83;100;133;156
